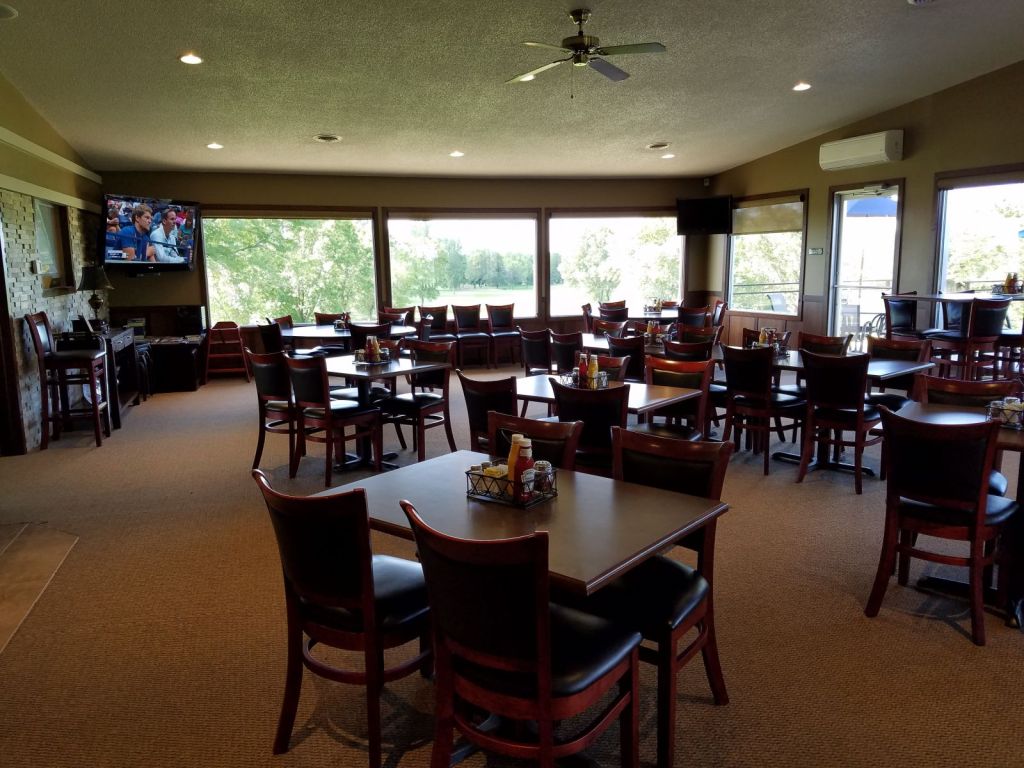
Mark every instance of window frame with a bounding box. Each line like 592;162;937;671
382;207;542;319
545;206;680;320
725;190;809;319
34;198;74;295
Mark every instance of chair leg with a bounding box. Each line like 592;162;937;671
969;538;987;646
253;413;267;470
365;644;385;768
656;632;677;768
443;407;457;453
429;651;455;768
701;607;729;705
796;417;815;483
897;529;913;585
865;516;899;617
38;374;50;450
854;436;864;495
273;610;304;754
621;649;640;768
372;422;383;473
393;422;407;450
324;430;334;487
417;421;427;462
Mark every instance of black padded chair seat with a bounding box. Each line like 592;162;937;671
329;386;361;400
897;495;1018;527
866;392;912;412
48;349;105;363
299;554;429;632
303;400;378;419
814;404;881;424
734;392;803;408
456;331;489;340
772;383;806;398
490;329;520;338
265;399;290;413
453;604;640;698
628;422;702;442
563;556;708;638
384;391;444;410
990;470;1009;497
921;328;966;340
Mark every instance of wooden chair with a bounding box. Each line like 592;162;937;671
204;321;251;382
380;339;457;462
673;324;721;344
285;354;382;485
549;377;629;475
252;471;431;768
383;306;416;326
710;299;728;327
24;311;110;448
314;311;349;325
456;369;517;452
864;410;1018;645
248;351;296;471
593;354;630;382
600;299;627;309
662;339;714;362
631;356;713;441
416;305;456;343
775;331;853;399
677;305;710;328
599;305;630;322
607;335;646;382
551;330;583;373
348;322;392;352
581;302;594;332
562;430;732;768
400;501;640;768
592;319;627;338
377;311;406;325
927;298;1010;380
722;345;804;475
520;327;552;376
660;299;680;309
487;412;584;470
452;304;492;368
240;324;265;356
796;351;881;494
486;303;520;365
882;292;923;340
865;336;932;412
268;314;294;330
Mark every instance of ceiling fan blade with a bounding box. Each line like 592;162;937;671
588;57;629;82
523;40;570;52
596;42;667;56
506;59;568;84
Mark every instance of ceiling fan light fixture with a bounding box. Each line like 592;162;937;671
792;81;812;91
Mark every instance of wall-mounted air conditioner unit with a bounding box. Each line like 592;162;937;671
819;130;903;171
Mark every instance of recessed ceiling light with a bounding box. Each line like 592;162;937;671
449;150;465;158
661;153;676;160
646;142;670;151
179;52;203;65
792;81;812;92
0;4;19;20
206;142;223;150
314;133;341;143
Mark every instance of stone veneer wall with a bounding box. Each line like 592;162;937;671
1;188;101;450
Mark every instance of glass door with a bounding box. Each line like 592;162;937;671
829;186;901;350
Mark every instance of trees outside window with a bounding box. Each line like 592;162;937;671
387;217;537;316
548;215;680;315
203;217;377;324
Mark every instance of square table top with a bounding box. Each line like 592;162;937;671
895;401;1024;452
325;353;449;380
281;323;417;342
514;375;701;415
327;450;728;596
713;346;934;381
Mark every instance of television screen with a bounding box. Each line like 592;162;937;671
676;195;733;236
102;194;200;272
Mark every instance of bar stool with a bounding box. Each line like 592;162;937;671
24;311;110;448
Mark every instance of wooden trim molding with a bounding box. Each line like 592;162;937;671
0;126;102;185
0;173;102;214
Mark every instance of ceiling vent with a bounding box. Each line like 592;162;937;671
819;130;903;171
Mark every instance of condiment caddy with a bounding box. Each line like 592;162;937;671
465;436;557;508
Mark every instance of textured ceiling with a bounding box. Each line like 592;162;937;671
1;0;1023;179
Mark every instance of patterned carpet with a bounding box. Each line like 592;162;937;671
0;367;1022;768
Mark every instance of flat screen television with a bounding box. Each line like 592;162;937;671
676;195;733;236
102;194;200;272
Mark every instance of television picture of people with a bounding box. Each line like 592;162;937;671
103;195;199;269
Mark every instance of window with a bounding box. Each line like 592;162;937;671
727;194;806;315
937;173;1024;329
387;215;537;317
548;214;680;316
34;199;72;290
203;217;377;324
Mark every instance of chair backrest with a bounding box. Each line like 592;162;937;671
598;306;629;322
418;305;450;332
599;300;627;309
240;324;265;356
673;324;721;344
486;303;515;330
662;338;713;361
867;335;931;363
270;314;294;330
797;332;852;355
249;350;291;403
285;353;330;410
378;311;406;325
677;305;710;328
487;412;584;470
644;356;712;429
882;293;918;336
383;306;416;326
592;319;627;338
24;311;56;358
593;354;630;382
253;470;375;616
606;335;646;381
722;345;774;400
965;298;1010;338
550;377;629;453
457;370;517;449
581;303;594;333
403;338;454;392
402;501;550;672
550;331;582;372
940;298;965;331
879;409;999;519
711;299;728;327
915;375;1021;408
520;328;552;372
314;311;349;325
260;322;285;353
741;327;760;348
349;322;392;351
660;299;680;309
452;304;485;333
801;350;871;411
209;320;242;348
612;427;733;500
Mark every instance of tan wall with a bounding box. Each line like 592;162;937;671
708;59;1024;334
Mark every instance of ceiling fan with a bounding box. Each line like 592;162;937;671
508;8;666;84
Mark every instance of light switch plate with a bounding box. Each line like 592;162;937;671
808;247;824;256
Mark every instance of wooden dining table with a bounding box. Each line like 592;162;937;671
514;375;701;416
893;401;1024;630
326;449;728;596
281;323;418;347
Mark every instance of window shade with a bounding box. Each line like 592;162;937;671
731;199;804;235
